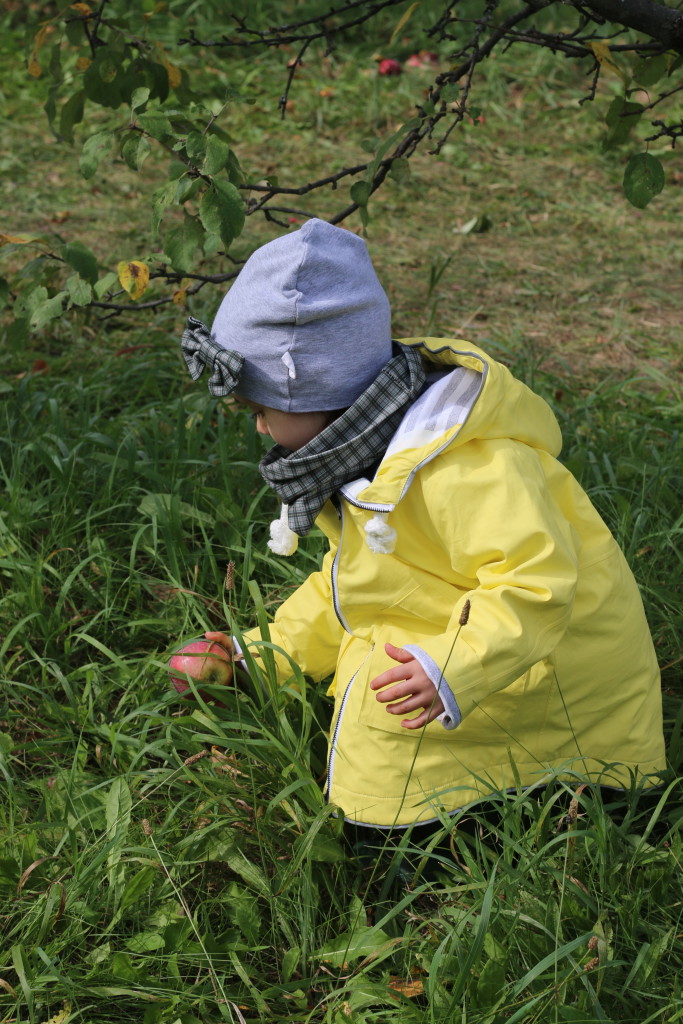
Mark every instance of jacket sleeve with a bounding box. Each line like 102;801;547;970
241;546;345;685
406;440;580;723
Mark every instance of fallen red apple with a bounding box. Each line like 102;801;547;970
169;638;233;698
378;58;402;76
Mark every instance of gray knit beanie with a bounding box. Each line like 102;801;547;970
210;218;393;412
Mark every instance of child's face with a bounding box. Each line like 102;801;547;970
234;396;337;451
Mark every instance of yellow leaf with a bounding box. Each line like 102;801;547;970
41;1001;72;1024
69;2;93;15
28;23;52;77
389;1;422;45
172;287;188;307
165;60;182;88
117;260;150;300
588;40;628;85
0;233;45;245
76;56;91;71
388;975;424;997
154;42;182;88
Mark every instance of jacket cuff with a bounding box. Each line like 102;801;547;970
402;644;461;730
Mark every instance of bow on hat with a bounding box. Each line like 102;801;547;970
180;316;244;396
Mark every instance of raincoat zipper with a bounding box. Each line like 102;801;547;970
331;502;352;632
327;646;374;796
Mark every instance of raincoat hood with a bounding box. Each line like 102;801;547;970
357;337;563;510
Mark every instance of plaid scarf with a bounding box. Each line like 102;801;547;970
259;345;425;536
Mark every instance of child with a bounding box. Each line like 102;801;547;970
180;218;665;831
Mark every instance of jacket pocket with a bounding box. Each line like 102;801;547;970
356;630;454;741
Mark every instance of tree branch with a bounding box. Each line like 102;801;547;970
575;0;683;53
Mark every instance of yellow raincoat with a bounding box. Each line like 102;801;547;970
243;338;666;827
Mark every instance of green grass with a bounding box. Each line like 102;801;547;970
0;331;681;1024
1;7;682;1024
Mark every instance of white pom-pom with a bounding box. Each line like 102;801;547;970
268;504;299;556
365;512;397;554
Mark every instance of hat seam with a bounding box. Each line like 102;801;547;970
288;228;309;409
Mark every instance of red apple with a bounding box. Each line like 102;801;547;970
169;638;233;698
378;58;402;76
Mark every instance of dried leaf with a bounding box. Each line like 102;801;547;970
17;856;55;893
588;40;628;85
28;23;54;77
70;2;93;15
388;975;424;997
117;260;150;300
389;1;421;45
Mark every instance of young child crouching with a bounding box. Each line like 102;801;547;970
180;218;665;833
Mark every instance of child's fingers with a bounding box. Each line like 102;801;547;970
370;666;412;690
384;641;413;663
385;694;430;714
204;631;243;658
401;702;444;730
401;710;431;730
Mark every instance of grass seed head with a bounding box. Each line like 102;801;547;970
459;598;471;626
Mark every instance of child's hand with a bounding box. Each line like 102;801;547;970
369;642;445;729
204;630;237;655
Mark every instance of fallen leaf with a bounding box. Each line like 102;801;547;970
388;975;425;997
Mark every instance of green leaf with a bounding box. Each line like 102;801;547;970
137;111;172;142
94;271;119;298
0;732;12;755
475;956;507;1008
59;89;85;144
80;131;111;179
106;776;132;885
125;931;165;953
98;55;118;84
164;214;205;273
131;85;150;111
203;134;231;175
225;148;244;185
83;51;123;108
66;273;93;307
119;865;157;912
314;925;393;967
441;82;460;102
30;291;67;329
62;240;99;284
389;156;411;183
623;152;665;209
198;179;245;249
185;130;206;163
151;180;178;237
0;277;8;309
121;132;151;171
106;777;132;841
293;831;346;863
632;54;668;87
603;97;643;149
175;177;201;203
350;180;372;206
